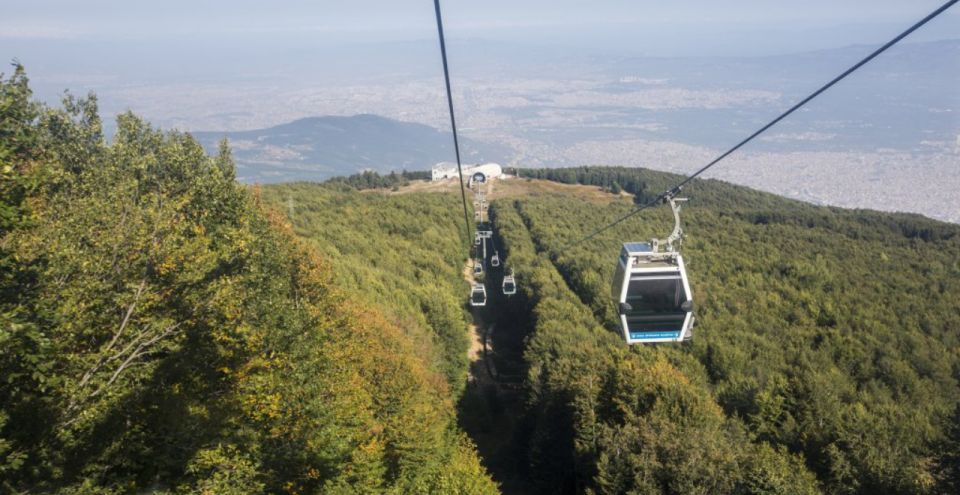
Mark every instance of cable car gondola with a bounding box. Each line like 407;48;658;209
502;269;516;296
491;252;501;268
470;283;487;306
474;259;484;275
611;197;694;344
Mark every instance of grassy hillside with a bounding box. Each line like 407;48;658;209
487;168;960;494
0;68;496;494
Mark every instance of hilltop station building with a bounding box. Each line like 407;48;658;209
432;162;503;186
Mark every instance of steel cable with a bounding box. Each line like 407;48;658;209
433;0;473;244
564;0;958;250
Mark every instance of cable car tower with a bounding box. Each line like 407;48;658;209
612;192;694;344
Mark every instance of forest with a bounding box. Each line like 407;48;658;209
511;167;650;200
324;169;432;191
263;167;960;494
259;182;474;396
486;167;960;494
0;67;496;493
3;63;959;494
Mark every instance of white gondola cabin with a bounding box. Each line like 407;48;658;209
470;283;487;306
502;270;516;295
612;242;694;343
491;252;501;267
611;196;694;344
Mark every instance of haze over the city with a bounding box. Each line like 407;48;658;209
3;0;958;221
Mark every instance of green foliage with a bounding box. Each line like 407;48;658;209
490;167;960;494
514;166;651;203
0;63;40;236
179;444;266;494
6;58;956;493
0;72;495;494
325;169;431;190
935;403;960;493
260;183;473;395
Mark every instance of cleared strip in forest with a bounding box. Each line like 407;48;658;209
484;195;620;493
459;213;533;494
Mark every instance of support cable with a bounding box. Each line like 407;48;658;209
433;0;473;242
565;0;958;250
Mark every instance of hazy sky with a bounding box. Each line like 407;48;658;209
1;1;956;221
2;0;957;133
2;1;958;49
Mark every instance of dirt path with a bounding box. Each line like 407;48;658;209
464;260;501;389
456;180;532;494
460;256;527;494
464;180;500;386
463;262;485;365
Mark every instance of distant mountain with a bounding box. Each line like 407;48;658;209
192;114;509;183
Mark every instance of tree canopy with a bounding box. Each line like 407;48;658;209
486;167;960;494
0;67;496;494
4;64;958;494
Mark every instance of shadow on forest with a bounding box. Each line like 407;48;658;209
457;268;535;494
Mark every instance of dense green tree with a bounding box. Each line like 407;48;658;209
260;182;474;394
325;169;431;190
935;403;960;493
0;71;496;494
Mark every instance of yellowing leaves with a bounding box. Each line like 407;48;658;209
243;392;283;423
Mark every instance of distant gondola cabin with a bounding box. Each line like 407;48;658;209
503;276;516;295
470;283;487;307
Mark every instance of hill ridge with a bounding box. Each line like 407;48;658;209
192;113;508;183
